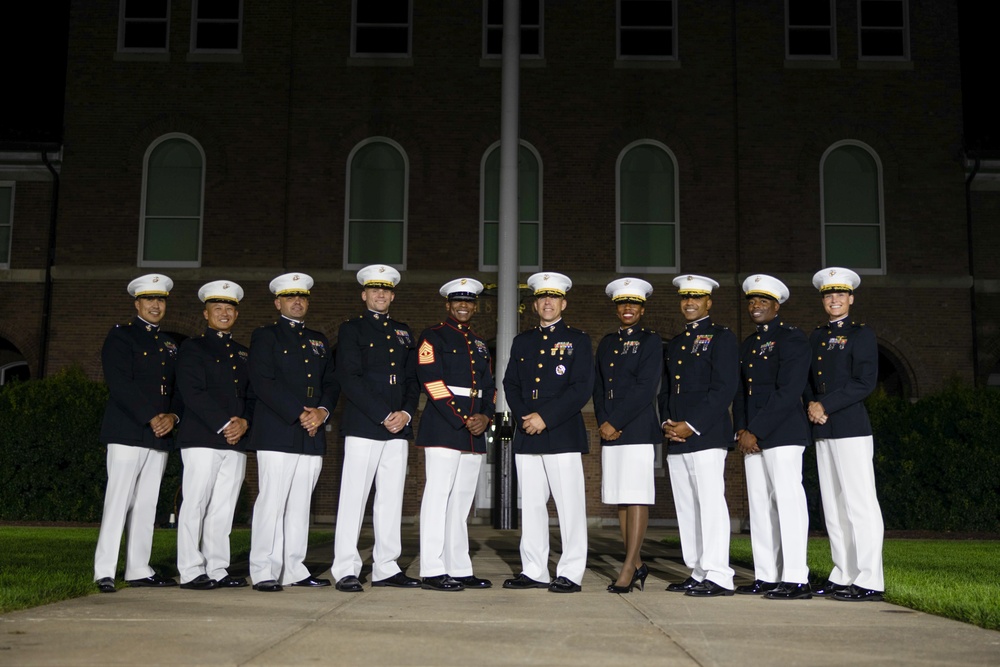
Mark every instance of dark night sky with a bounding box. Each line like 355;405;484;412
0;1;996;149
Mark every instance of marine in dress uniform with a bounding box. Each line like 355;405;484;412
733;274;813;600
247;273;339;592
502;272;593;593
175;280;254;590
593;277;661;594
93;274;182;593
658;275;738;597
415;278;497;592
805;267;885;602
332;265;421;592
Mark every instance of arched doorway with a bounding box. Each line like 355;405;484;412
0;336;29;386
877;344;912;400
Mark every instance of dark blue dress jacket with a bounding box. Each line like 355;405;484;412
336;311;419;440
803;318;877;440
99;316;182;451
733;319;811;449
415;317;497;453
593;326;663;446
658;317;739;454
176;327;255;451
247;318;338;456
503;320;594;455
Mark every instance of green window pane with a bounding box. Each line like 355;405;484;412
0;226;10;265
620;222;675;268
825;225;882;269
483;145;538;222
518;221;539;266
348;220;404;265
620;144;674;223
482;144;540;268
824;146;879;224
0;187;11;225
482;221;538;267
147;140;203;217
143;218;200;262
483;221;498;266
350;143;405;221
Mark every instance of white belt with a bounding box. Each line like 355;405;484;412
448;385;481;398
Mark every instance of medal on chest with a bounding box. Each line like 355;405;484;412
693;334;713;353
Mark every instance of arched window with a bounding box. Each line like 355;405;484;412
344;138;409;269
480;141;542;272
617;140;678;272
821;141;885;273
139;134;204;267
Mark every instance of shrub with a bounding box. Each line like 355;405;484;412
0;367;182;523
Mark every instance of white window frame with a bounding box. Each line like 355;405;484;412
478;140;543;272
819;139;887;276
351;0;413;58
118;0;171;53
785;0;837;60
616;0;677;61
190;0;243;54
343;137;409;271
482;0;545;60
0;181;13;269
138;133;205;268
857;0;910;61
616;139;680;274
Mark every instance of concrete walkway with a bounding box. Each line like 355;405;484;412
1;526;997;666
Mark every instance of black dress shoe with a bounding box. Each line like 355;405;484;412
290;576;331;587
371;572;421;588
335;576;364;592
216;575;248;588
666;576;701;593
813;580;850;597
180;574;218;590
548;576;581;593
252;580;283;592
833;585;884;602
421;575;465;591
763;582;812;600
685;580;735;597
127;573;177;587
454;575;492;589
502;573;550;589
735;579;780;595
96;577;116;593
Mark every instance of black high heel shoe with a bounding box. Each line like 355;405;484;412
631;563;649;592
607;581;633;594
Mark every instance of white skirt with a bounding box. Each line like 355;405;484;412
601;444;655;505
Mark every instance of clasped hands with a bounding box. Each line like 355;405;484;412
299;407;329;437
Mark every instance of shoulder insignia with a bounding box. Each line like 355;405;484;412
418;340;435;365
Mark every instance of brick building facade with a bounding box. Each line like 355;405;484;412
2;1;994;528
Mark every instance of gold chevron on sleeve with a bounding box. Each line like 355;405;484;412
418;340;435;365
424;380;452;400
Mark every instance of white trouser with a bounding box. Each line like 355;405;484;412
177;447;247;583
668;448;735;589
744;445;809;584
419;448;483;577
249;451;322;585
816;436;885;591
331;437;408;582
515;452;588;585
93;444;168;581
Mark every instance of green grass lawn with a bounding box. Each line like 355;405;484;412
0;527;333;614
662;534;1000;631
3;528;998;631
